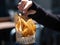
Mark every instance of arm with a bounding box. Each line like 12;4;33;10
0;17;15;30
28;1;60;31
0;22;15;30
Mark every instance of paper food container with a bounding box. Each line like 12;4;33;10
15;14;37;44
16;31;36;44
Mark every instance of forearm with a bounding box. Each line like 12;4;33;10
0;22;15;30
28;1;60;31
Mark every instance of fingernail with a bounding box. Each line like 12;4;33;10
23;11;25;13
18;2;21;5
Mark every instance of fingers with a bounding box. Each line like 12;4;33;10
18;0;32;14
18;1;26;12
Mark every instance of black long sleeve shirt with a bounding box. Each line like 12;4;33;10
28;1;60;31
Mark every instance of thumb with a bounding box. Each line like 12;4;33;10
27;10;36;15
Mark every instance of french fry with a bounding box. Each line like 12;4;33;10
21;18;31;30
27;19;36;31
22;28;33;37
15;14;36;37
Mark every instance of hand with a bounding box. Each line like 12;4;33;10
18;0;36;16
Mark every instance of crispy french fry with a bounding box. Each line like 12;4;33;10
21;18;31;30
27;19;36;31
22;28;33;37
15;14;36;37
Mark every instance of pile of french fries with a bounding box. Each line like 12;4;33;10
15;14;36;37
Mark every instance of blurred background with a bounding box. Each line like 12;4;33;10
0;0;60;45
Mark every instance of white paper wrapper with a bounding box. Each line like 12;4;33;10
16;31;36;44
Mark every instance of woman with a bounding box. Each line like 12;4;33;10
16;0;60;45
18;0;60;31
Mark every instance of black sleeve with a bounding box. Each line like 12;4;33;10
28;1;60;31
